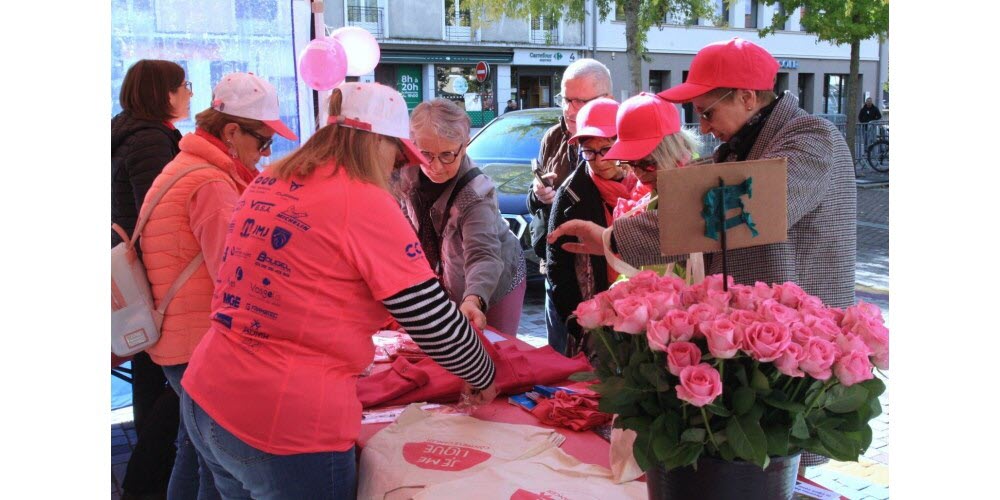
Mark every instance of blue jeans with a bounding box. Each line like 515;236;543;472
162;363;221;500
180;392;357;500
545;279;569;355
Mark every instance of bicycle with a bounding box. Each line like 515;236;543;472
865;124;889;173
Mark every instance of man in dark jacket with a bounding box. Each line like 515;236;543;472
526;58;612;354
858;97;882;123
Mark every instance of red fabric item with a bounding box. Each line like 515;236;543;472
529;391;612;432
356;357;431;406
194;128;258;185
357;340;593;408
657;37;780;103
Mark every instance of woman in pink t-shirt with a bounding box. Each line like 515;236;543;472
180;82;498;500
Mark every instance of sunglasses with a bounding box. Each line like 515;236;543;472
617;158;658;172
580;146;612;161
699;90;734;122
239;126;274;153
419;144;464;165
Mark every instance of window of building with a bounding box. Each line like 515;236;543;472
530;15;558;44
775;4;790;30
648;70;670;94
435;65;495;126
682;70;696;124
824;74;848;114
745;1;758;29
347;0;383;37
113;0;303;164
445;0;472;41
799;7;807;31
714;0;730;27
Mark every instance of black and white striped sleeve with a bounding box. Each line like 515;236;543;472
382;278;495;389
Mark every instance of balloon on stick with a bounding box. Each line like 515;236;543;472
298;37;348;91
329;26;381;76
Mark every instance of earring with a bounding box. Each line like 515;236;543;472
226;140;238;159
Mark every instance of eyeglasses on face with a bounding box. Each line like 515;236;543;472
182;81;193;92
699;90;734;122
239;126;274;153
419;145;464;165
580;146;612;161
617;158;658;172
554;93;605;109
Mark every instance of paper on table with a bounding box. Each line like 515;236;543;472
361;403;470;425
483;328;506;344
794;480;843;500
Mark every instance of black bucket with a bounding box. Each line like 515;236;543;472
646;453;801;500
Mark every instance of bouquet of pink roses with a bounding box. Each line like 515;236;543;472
571;270;888;471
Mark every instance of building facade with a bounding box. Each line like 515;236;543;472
325;0;886;125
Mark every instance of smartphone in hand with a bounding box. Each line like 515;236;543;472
532;159;553;188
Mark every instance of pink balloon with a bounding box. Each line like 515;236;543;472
329;26;381;77
298;37;347;91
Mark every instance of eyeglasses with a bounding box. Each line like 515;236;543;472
183;81;193;92
580;146;612;161
699;90;734;121
239;126;274;153
419;145;464;165
617;158;658;172
554;93;605;109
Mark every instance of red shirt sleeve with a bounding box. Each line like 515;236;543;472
342;182;437;300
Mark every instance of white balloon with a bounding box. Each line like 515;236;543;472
330;26;381;77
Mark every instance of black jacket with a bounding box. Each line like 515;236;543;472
546;162;612;332
111;111;182;247
858;104;882;123
526;117;581;269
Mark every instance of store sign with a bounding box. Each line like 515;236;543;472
777;59;799;70
512;49;579;66
396;65;422;110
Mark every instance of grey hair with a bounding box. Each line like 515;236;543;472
649;128;702;171
410;98;471;144
561;58;613;96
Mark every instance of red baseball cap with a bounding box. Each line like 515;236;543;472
603;93;681;161
568;98;619;145
657;38;779;103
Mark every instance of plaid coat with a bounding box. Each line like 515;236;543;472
613;92;857;308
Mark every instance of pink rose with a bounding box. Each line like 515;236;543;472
796;295;826;313
753;282;776;301
788;322;814;346
729;309;763;336
573;298;609;330
841;301;884;330
847;317;889;359
666;342;702;376
627;270;660;291
687;304;717;330
729;285;758;310
834;351;875;387
694;274;733;301
605;282;633;302
799;337;838;381
646;318;671;351
775;343;806;377
705;289;732;313
655;275;688;294
836;333;872;358
663;309;696;342
612;296;650;334
680;289;700;308
675;363;723;407
802;315;841;342
643;290;680;321
743;321;791;362
757;299;801;326
701;318;742;359
773;281;808;308
872;351;889;371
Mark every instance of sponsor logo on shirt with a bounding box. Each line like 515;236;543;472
276;206;311;232
249;277;281;305
213;312;233;329
254;251;292;277
290;180;304;191
271;226;292;249
234;199;246;211
222;292;241;308
227;246;252;261
250;200;276;213
242;319;269;339
245;302;279;320
235;266;244;281
401;441;492;471
253;176;278;186
405;242;424;258
240;218;271;240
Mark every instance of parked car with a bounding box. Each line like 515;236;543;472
466;107;562;280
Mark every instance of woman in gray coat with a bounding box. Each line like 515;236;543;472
395;98;527;336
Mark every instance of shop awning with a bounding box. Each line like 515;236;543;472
380;50;513;64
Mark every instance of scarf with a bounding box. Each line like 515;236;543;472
415;169;450;271
195;128;258;186
714;93;783;163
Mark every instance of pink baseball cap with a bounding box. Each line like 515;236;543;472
211;72;298;140
603;93;681;161
329;82;428;167
657;38;779;103
568;98;619;145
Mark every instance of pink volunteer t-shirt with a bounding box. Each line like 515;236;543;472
183;164;436;455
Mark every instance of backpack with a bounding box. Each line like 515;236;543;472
111;164;212;357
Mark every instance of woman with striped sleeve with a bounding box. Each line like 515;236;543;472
178;82;497;500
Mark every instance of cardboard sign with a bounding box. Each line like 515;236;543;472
657;158;788;256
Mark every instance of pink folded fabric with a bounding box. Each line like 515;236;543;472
530;391;612;432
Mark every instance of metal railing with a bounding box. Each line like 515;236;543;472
347;6;384;38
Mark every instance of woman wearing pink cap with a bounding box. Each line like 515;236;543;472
137;71;298;499
546;97;635;356
178;82;497;499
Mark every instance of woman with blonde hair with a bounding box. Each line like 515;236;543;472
179;83;497;499
395;98;526;336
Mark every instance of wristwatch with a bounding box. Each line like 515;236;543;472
465;294;486;310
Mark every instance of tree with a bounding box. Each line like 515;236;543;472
467;0;714;97
759;1;889;161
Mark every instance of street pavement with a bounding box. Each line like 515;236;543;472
111;183;890;500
